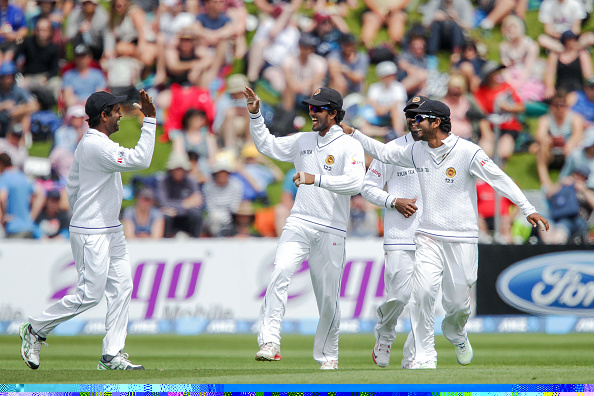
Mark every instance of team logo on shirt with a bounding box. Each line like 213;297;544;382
351;158;363;166
326;155;335;165
446;167;456;178
117;150;125;164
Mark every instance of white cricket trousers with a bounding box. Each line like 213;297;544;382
374;250;435;366
374;250;414;346
257;221;346;364
409;233;478;364
29;231;133;356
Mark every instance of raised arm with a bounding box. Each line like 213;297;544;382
244;86;298;162
340;122;414;168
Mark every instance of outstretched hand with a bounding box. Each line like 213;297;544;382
243;86;260;114
527;213;550;232
133;89;156;118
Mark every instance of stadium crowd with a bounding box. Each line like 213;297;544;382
0;0;593;243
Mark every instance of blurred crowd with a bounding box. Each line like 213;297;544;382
0;0;594;244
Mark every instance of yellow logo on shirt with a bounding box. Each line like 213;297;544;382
326;155;335;165
446;167;456;178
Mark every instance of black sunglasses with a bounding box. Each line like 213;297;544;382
309;105;332;113
414;114;436;123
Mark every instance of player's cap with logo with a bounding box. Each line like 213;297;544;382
403;95;429;118
85;91;127;119
407;99;450;119
302;87;343;110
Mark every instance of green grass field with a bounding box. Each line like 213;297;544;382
1;333;594;384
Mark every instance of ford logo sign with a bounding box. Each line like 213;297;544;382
496;251;594;316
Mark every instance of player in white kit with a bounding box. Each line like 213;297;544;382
19;90;156;370
343;98;549;367
361;95;433;369
244;86;365;370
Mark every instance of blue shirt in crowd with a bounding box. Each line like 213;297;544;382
0;168;35;234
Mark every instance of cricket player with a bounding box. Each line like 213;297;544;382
19;90;156;370
342;98;549;367
244;86;365;370
361;95;438;369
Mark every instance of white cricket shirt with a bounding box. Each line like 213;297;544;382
249;111;365;237
67;118;156;234
362;133;421;251
352;131;536;243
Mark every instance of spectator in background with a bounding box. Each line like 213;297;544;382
454;40;486;93
157;151;204;238
559;128;594;189
422;0;473;57
49;104;87;179
214;73;250;151
171;108;217;178
327;33;369;95
195;0;235;65
540;165;594;244
245;8;300;89
537;0;594;53
474;62;525;164
397;33;430;96
155;0;194;44
0;153;44;238
16;17;61;101
441;73;492;150
499;15;545;103
155;29;216;117
475;0;518;31
360;0;411;50
33;188;71;240
0;123;27;169
357;60;406;139
569;77;594;125
0;0;28;62
28;0;65;41
235;143;284;204
543;30;593;99
108;0;156;73
61;44;107;109
65;0;115;60
307;11;344;57
306;0;355;38
253;0;302;21
348;193;379;237
476;178;515;244
535;89;585;184
231;200;259;238
121;187;164;239
0;61;38;141
281;33;327;111
202;154;243;237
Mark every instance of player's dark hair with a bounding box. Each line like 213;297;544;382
439;117;452;133
335;108;345;123
87;104;115;128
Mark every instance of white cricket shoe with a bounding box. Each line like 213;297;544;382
372;342;391;367
402;360;437;369
320;360;338;370
97;352;145;370
255;342;281;361
20;322;47;370
455;338;473;365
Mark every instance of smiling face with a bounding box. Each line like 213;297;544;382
309;105;334;133
104;104;122;135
